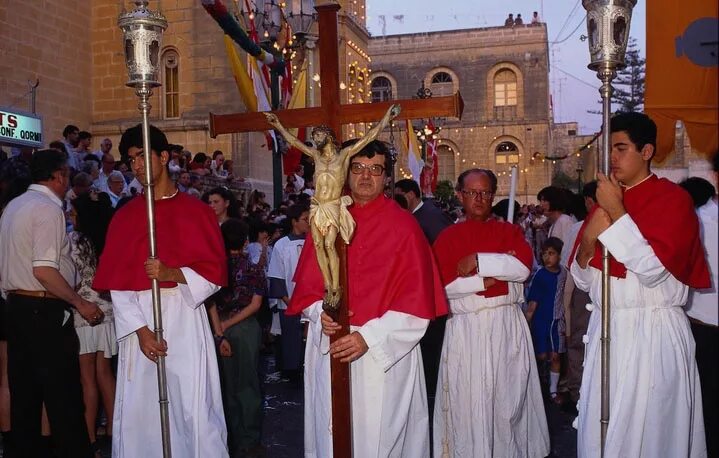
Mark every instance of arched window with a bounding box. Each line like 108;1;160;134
494;70;517;107
430;72;454;97
436;145;456;182
371;76;392;103
162;50;179;119
495;141;519;165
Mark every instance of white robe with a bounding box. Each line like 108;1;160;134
571;214;706;458
433;253;550;458
302;300;430;458
110;267;229;458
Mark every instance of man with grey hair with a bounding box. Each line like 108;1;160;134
65;172;93;210
432;168;549;457
90;138;113;161
106;171;127;208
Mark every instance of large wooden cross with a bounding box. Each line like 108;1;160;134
209;4;463;456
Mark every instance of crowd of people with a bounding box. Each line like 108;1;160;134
0;111;715;458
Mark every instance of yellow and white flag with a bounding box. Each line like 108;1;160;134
406;120;424;187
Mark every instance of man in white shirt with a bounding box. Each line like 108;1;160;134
61;124;80;170
682;156;719;458
267;204;310;383
0;148;103;457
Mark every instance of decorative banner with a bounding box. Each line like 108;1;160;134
0;108;42;148
645;1;718;162
224;35;257;111
283;61;308;175
201;0;286;76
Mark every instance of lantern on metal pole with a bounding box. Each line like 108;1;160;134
581;1;636;455
118;2;171;457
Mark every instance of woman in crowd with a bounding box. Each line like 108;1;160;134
207;219;265;457
68;192;117;454
204;186;240;225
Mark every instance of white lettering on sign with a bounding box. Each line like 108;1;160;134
0;108;43;148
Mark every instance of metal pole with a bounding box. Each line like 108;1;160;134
137;82;172;458
28;79;39;114
597;62;615;457
271;71;283;207
507;165;518;223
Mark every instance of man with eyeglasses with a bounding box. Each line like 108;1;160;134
265;105;400;309
285;140;448;457
432;168;550;457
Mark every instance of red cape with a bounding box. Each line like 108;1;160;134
432;218;533;296
286;195;448;326
569;175;710;289
93;192;227;291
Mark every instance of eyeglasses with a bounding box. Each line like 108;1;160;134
350;162;385;176
461;189;494;200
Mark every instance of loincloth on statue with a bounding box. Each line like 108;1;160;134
309;195;356;244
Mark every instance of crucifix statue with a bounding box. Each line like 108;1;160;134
264;104;401;310
209;5;463;455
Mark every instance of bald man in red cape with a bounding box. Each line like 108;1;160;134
285;141;447;458
570;113;709;458
93;125;229;458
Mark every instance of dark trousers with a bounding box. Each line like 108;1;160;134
6;295;92;458
691;322;718;458
279;311;303;372
220;317;263;456
420;316;446;419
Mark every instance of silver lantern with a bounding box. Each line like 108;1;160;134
583;0;637;71
581;2;636;457
118;0;168;87
118;2;172;457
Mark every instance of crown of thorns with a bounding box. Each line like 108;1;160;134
311;125;337;142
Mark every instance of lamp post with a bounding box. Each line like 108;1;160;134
118;2;171;457
581;1;636;455
576;164;584;193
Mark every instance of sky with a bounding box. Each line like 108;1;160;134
365;0;647;135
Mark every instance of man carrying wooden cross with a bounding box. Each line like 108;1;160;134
284;135;448;457
265;104;400;309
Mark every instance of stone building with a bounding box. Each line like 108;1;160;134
368;24;555;201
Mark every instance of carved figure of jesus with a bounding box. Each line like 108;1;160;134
264;104;401;309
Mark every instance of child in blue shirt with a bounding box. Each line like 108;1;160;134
526;236;567;402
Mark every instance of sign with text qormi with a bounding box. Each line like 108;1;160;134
0;107;43;148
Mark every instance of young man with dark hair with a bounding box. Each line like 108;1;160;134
395;178;452;244
432;168;549;457
572;112;709;456
93;124;230;458
0;148;103;458
287;140;448;457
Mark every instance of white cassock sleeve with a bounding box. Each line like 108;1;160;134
598;214;670;288
476;253;531;282
304;300;330;354
445;276;486;300
178;267;221;309
110;290;147;341
445;253;530;300
358;311;429;373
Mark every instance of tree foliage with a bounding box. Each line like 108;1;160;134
588;37;645;114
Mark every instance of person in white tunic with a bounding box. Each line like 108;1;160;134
571;112;709;458
93;124;229;458
285;141;448;458
432;168;550;458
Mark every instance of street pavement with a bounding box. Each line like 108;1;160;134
1;353;578;457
